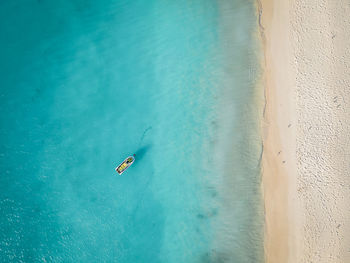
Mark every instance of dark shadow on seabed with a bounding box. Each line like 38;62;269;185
133;144;152;163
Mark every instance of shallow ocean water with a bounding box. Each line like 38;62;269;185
0;0;263;262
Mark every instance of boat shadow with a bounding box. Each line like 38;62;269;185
133;144;152;162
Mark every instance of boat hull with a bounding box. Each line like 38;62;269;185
115;156;135;175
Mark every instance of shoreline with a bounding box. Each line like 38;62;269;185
208;2;265;261
259;0;297;262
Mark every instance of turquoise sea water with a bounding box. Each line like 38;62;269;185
0;0;263;262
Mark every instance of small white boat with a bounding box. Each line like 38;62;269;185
115;155;135;175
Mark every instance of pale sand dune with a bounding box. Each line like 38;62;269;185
259;0;350;262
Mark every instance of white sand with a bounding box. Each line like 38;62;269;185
259;0;350;262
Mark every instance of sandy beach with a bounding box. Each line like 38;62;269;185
260;0;350;262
